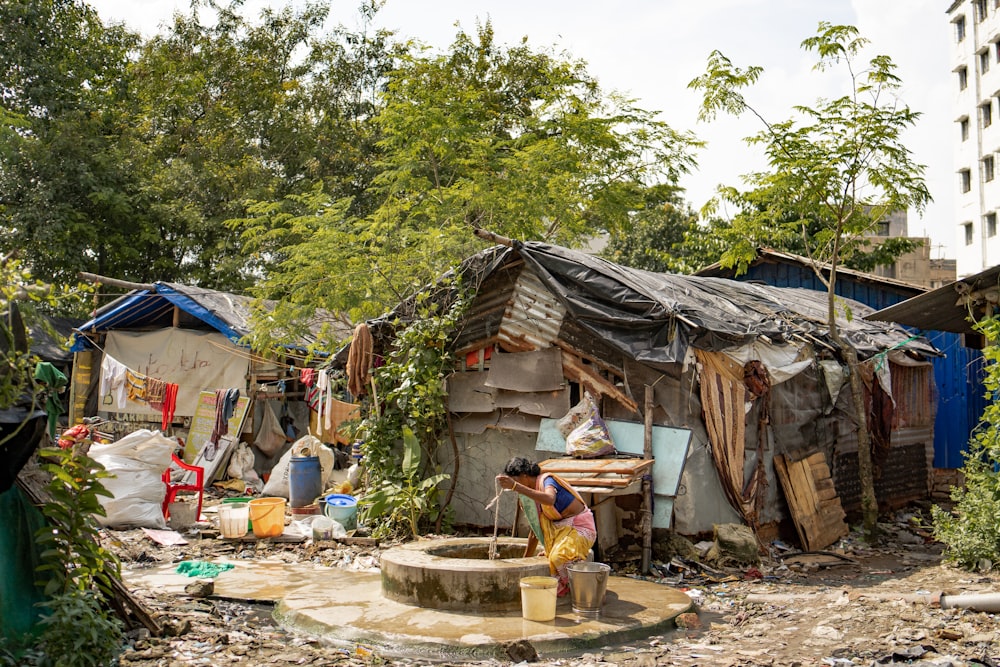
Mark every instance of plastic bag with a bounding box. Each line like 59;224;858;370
90;429;177;529
556;392;596;438
565;398;616;458
254;402;287;456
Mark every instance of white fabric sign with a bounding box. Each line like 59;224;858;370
103;328;249;417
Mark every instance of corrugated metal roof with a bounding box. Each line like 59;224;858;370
865;264;1000;335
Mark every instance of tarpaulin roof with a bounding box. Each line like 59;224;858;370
70;282;346;352
338;240;941;369
510;242;939;365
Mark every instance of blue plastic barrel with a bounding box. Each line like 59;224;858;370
288;456;322;508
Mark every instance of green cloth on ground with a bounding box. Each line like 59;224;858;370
33;362;67;441
175;560;235;578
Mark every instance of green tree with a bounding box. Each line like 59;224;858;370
243;23;700;332
689;23;931;539
602;190;716;274
0;0;150;288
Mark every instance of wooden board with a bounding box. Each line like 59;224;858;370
774;452;848;552
537;458;654;475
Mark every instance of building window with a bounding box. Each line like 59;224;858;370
959;66;969;90
988;212;998;237
965;222;975;245
961;117;970;141
961;168;973;193
983;101;993;128
976;0;988;22
982;50;991;74
956;15;967;42
876;221;890;236
985;155;996;181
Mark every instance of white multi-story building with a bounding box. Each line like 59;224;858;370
949;0;1000;277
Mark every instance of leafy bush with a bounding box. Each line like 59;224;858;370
932;314;1000;569
32;447;123;666
357;287;465;537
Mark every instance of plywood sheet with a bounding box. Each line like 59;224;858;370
446;372;496;413
774;452;848;551
492;387;570;417
485;348;564;392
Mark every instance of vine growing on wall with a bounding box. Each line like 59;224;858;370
357;287;466;538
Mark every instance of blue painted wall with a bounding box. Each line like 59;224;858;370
727;261;983;469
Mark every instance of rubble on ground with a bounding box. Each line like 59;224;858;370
108;501;1000;667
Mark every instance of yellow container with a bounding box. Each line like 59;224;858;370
248;497;286;538
519;576;558;622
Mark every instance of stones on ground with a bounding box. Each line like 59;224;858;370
184;578;214;597
706;523;760;566
503;639;538;662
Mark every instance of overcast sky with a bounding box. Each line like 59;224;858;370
88;0;955;256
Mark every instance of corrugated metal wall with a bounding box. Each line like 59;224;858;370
735;260;983;471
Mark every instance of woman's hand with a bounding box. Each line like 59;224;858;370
496;473;516;491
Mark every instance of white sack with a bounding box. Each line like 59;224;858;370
91;429;177;530
262;436;335;499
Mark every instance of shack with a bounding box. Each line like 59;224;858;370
343;239;939;553
697;249;986;480
69;281;349;470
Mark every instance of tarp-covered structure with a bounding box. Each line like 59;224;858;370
69;282;348;454
349;241;940;539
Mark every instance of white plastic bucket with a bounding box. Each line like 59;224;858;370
520;576;558;622
218;502;249;539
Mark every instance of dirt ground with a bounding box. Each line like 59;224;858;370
109;500;1000;667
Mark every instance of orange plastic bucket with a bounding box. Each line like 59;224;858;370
248;497;286;538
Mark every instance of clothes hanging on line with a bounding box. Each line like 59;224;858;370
100;353;129;407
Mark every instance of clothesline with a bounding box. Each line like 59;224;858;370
100;352;179;430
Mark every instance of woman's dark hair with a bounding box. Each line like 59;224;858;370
503;457;540;478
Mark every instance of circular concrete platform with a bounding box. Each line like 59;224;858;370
380;537;550;611
274;570;693;661
123;558;693;662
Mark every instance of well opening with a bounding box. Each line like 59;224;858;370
380;537;550;612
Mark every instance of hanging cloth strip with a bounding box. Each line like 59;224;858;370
346;323;373;397
209;388;241;443
161;383;179;430
146;377;167;408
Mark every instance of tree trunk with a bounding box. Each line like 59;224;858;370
842;343;878;540
826;243;878;541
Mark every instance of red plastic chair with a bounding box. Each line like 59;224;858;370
162;454;204;522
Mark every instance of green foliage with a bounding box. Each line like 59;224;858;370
361;426;450;540
688;22;931;279
31;592;122;667
602;192;710;274
357;290;464;538
933;315;1000;569
243;22;700;329
31;446;123;664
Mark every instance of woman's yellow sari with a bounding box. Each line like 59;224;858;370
521;473;597;595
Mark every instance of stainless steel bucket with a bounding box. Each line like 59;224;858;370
567;561;610;616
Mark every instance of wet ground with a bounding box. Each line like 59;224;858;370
109;503;1000;667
